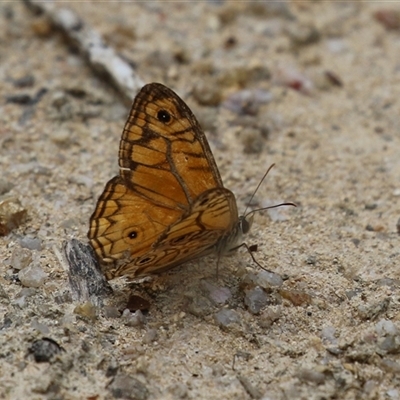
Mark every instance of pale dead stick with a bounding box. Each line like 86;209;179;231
22;0;144;105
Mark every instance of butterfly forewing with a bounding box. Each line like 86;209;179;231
119;83;224;208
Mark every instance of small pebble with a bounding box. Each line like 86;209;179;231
244;286;270;315
286;22;320;46
105;358;120;377
142;329;158;344
222;88;272;115
279;289;312;306
19;236;42;251
241;273;269;290
240;127;265;154
29;338;63;363
376;278;400;288
51;91;69;109
31;319;50;335
258;307;282;328
12;287;36;309
192;80;222;106
396;217;400;235
51;128;72;145
377;335;400;355
387;389;400;399
380;359;400;373
375;319;398;336
306;255;317;265
296;368;326;385
0;317;12;330
346;345;376;363
255;270;283;288
103;306;121;319
375;319;400;354
273;64;314;95
109;374;149;400
374;9;400;30
214;308;241;330
365;223;385;232
31;16;53;37
185;293;214;317
10;247;32;270
74;301;97;321
200;280;232;305
326;347;342;356
326;39;347;54
0;196;27;236
31;375;54;395
345;290;360;300
18;264;47;288
60;218;80;230
357;298;390;321
122;309;144;327
320;326;338;345
324;70;343;87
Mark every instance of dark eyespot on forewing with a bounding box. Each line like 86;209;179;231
157;109;171;123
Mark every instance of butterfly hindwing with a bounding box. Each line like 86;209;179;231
103;188;238;278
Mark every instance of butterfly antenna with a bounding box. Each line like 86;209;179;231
243;163;275;217
245;202;297;218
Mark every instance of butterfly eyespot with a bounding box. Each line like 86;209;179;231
128;231;137;239
157;109;171;123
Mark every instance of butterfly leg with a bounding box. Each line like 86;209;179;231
230;242;274;274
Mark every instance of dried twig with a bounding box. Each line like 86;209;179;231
64;239;113;307
23;0;144;104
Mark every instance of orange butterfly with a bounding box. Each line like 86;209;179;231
88;83;292;279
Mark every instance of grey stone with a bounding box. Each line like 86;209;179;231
18;264;47;288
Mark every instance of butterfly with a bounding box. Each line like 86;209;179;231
88;83;292;280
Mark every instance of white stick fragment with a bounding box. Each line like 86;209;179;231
23;0;144;103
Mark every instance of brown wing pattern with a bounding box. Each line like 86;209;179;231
88;83;239;279
103;187;238;279
119;83;223;210
88;176;182;263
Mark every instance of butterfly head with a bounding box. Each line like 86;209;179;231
220;213;254;256
240;213;254;235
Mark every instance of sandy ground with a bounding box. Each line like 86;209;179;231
1;2;400;399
